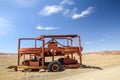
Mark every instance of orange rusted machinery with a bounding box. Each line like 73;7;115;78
8;34;82;72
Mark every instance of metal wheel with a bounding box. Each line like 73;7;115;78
48;61;62;72
51;63;59;72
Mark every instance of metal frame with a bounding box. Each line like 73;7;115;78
17;34;82;70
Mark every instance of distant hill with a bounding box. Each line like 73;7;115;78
84;51;120;55
0;52;17;55
0;51;120;55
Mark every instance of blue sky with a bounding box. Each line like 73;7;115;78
0;0;120;53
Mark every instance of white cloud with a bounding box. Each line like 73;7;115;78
0;17;13;36
72;7;93;19
86;39;105;45
60;0;75;6
40;5;63;16
39;1;94;19
39;0;75;16
36;25;58;30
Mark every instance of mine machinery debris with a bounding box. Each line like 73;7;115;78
7;34;83;72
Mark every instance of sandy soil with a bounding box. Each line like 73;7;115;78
0;51;120;80
57;65;120;80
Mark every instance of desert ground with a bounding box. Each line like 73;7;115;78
0;51;120;80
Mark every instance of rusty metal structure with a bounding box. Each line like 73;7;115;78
8;34;82;72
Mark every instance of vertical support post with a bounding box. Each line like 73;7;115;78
51;38;55;61
30;54;32;59
41;37;45;68
52;51;54;61
18;39;20;66
35;40;36;48
70;38;73;59
70;38;72;47
67;39;69;46
52;38;54;42
78;36;82;65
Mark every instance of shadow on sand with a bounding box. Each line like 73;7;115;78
81;64;103;70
